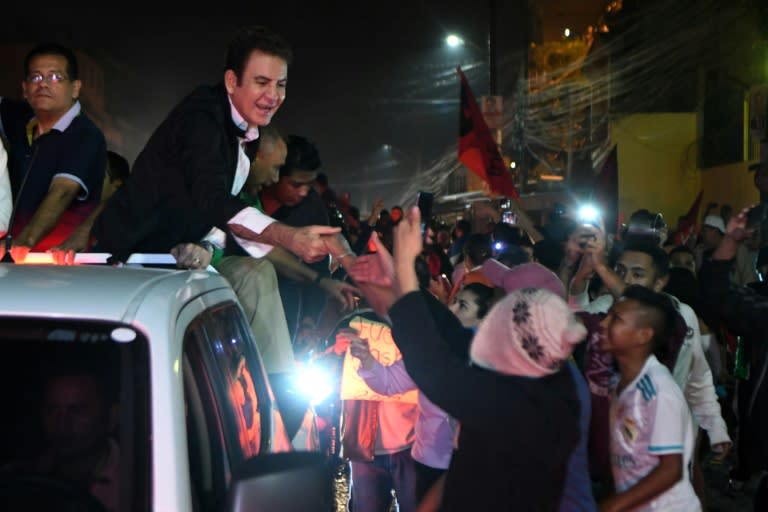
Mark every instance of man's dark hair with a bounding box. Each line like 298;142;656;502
621;240;670;279
668;245;694;263
496;245;531;268
492;222;525;246
621;285;686;369
315;172;329;187
463;233;492;266
225;25;293;83
258;125;284;152
415;255;431;289
453;219;471;238
533;238;565;272
280;135;321;177
106;151;130;183
41;357;117;406
24;42;79;80
461;282;496;319
663;267;702;317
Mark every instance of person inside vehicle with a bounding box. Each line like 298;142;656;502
10;363;119;512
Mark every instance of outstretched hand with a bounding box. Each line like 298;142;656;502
724;205;753;242
229;222;340;263
392;206;423;296
347;232;394;287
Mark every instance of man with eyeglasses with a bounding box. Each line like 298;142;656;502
0;42;106;261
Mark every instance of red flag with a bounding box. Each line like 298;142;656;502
671;190;703;246
457;67;519;198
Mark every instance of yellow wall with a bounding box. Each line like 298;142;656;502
700;162;759;213
611;113;758;225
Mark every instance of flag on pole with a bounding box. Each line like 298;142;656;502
457;67;519;198
671;189;704;246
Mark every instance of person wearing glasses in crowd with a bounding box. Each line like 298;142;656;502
0;42;106;261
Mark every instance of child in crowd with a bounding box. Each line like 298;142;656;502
446;282;495;330
598;285;700;511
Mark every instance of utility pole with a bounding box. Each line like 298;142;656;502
488;0;497;96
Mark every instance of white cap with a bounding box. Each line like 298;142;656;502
703;215;725;234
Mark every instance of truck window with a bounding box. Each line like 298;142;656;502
0;318;151;512
183;301;273;505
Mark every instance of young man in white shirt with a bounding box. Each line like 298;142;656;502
599;285;700;511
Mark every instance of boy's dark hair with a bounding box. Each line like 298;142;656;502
461;282;496;319
225;25;293;83
106;151;130;183
24;42;79;80
621;240;670;278
280;135;321;177
621;285;686;370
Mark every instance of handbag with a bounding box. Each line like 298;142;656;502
340;399;379;462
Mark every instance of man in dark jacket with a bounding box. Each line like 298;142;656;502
92;25;336;264
699;205;768;512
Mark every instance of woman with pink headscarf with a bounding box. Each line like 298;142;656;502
387;206;588;511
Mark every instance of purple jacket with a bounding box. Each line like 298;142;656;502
359;359;457;469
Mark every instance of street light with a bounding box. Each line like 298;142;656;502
445;34;464;48
443;0;497;96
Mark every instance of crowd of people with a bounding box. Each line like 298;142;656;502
0;24;767;512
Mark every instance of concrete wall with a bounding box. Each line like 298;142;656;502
611;113;758;225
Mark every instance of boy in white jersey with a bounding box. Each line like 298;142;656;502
598;285;700;512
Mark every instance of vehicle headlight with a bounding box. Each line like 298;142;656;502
294;364;334;406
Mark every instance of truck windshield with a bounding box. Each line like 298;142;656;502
0;318;151;512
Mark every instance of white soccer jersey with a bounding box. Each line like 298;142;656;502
609;355;700;511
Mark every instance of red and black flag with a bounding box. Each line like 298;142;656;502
457;67;519;198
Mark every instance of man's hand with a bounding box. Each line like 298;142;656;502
581;222;607;270
319;277;360;311
9;244;31;263
392;206;423;296
711;441;731;462
348;335;377;372
367;198;385;226
725;206;752;242
713;205;752;261
50;225;92;265
347;232;394;287
230;222;340;263
170;243;212;270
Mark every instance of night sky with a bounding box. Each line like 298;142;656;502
3;3;503;211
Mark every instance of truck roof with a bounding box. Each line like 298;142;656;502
0;263;233;324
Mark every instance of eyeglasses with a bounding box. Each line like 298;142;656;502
26;72;69;84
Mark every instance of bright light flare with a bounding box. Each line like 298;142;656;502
564;28;571;37
295;364;333;406
445;34;464;48
578;204;600;224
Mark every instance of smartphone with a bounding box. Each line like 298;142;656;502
746;202;767;229
416;192;434;242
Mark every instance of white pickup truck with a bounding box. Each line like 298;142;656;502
0;261;332;511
